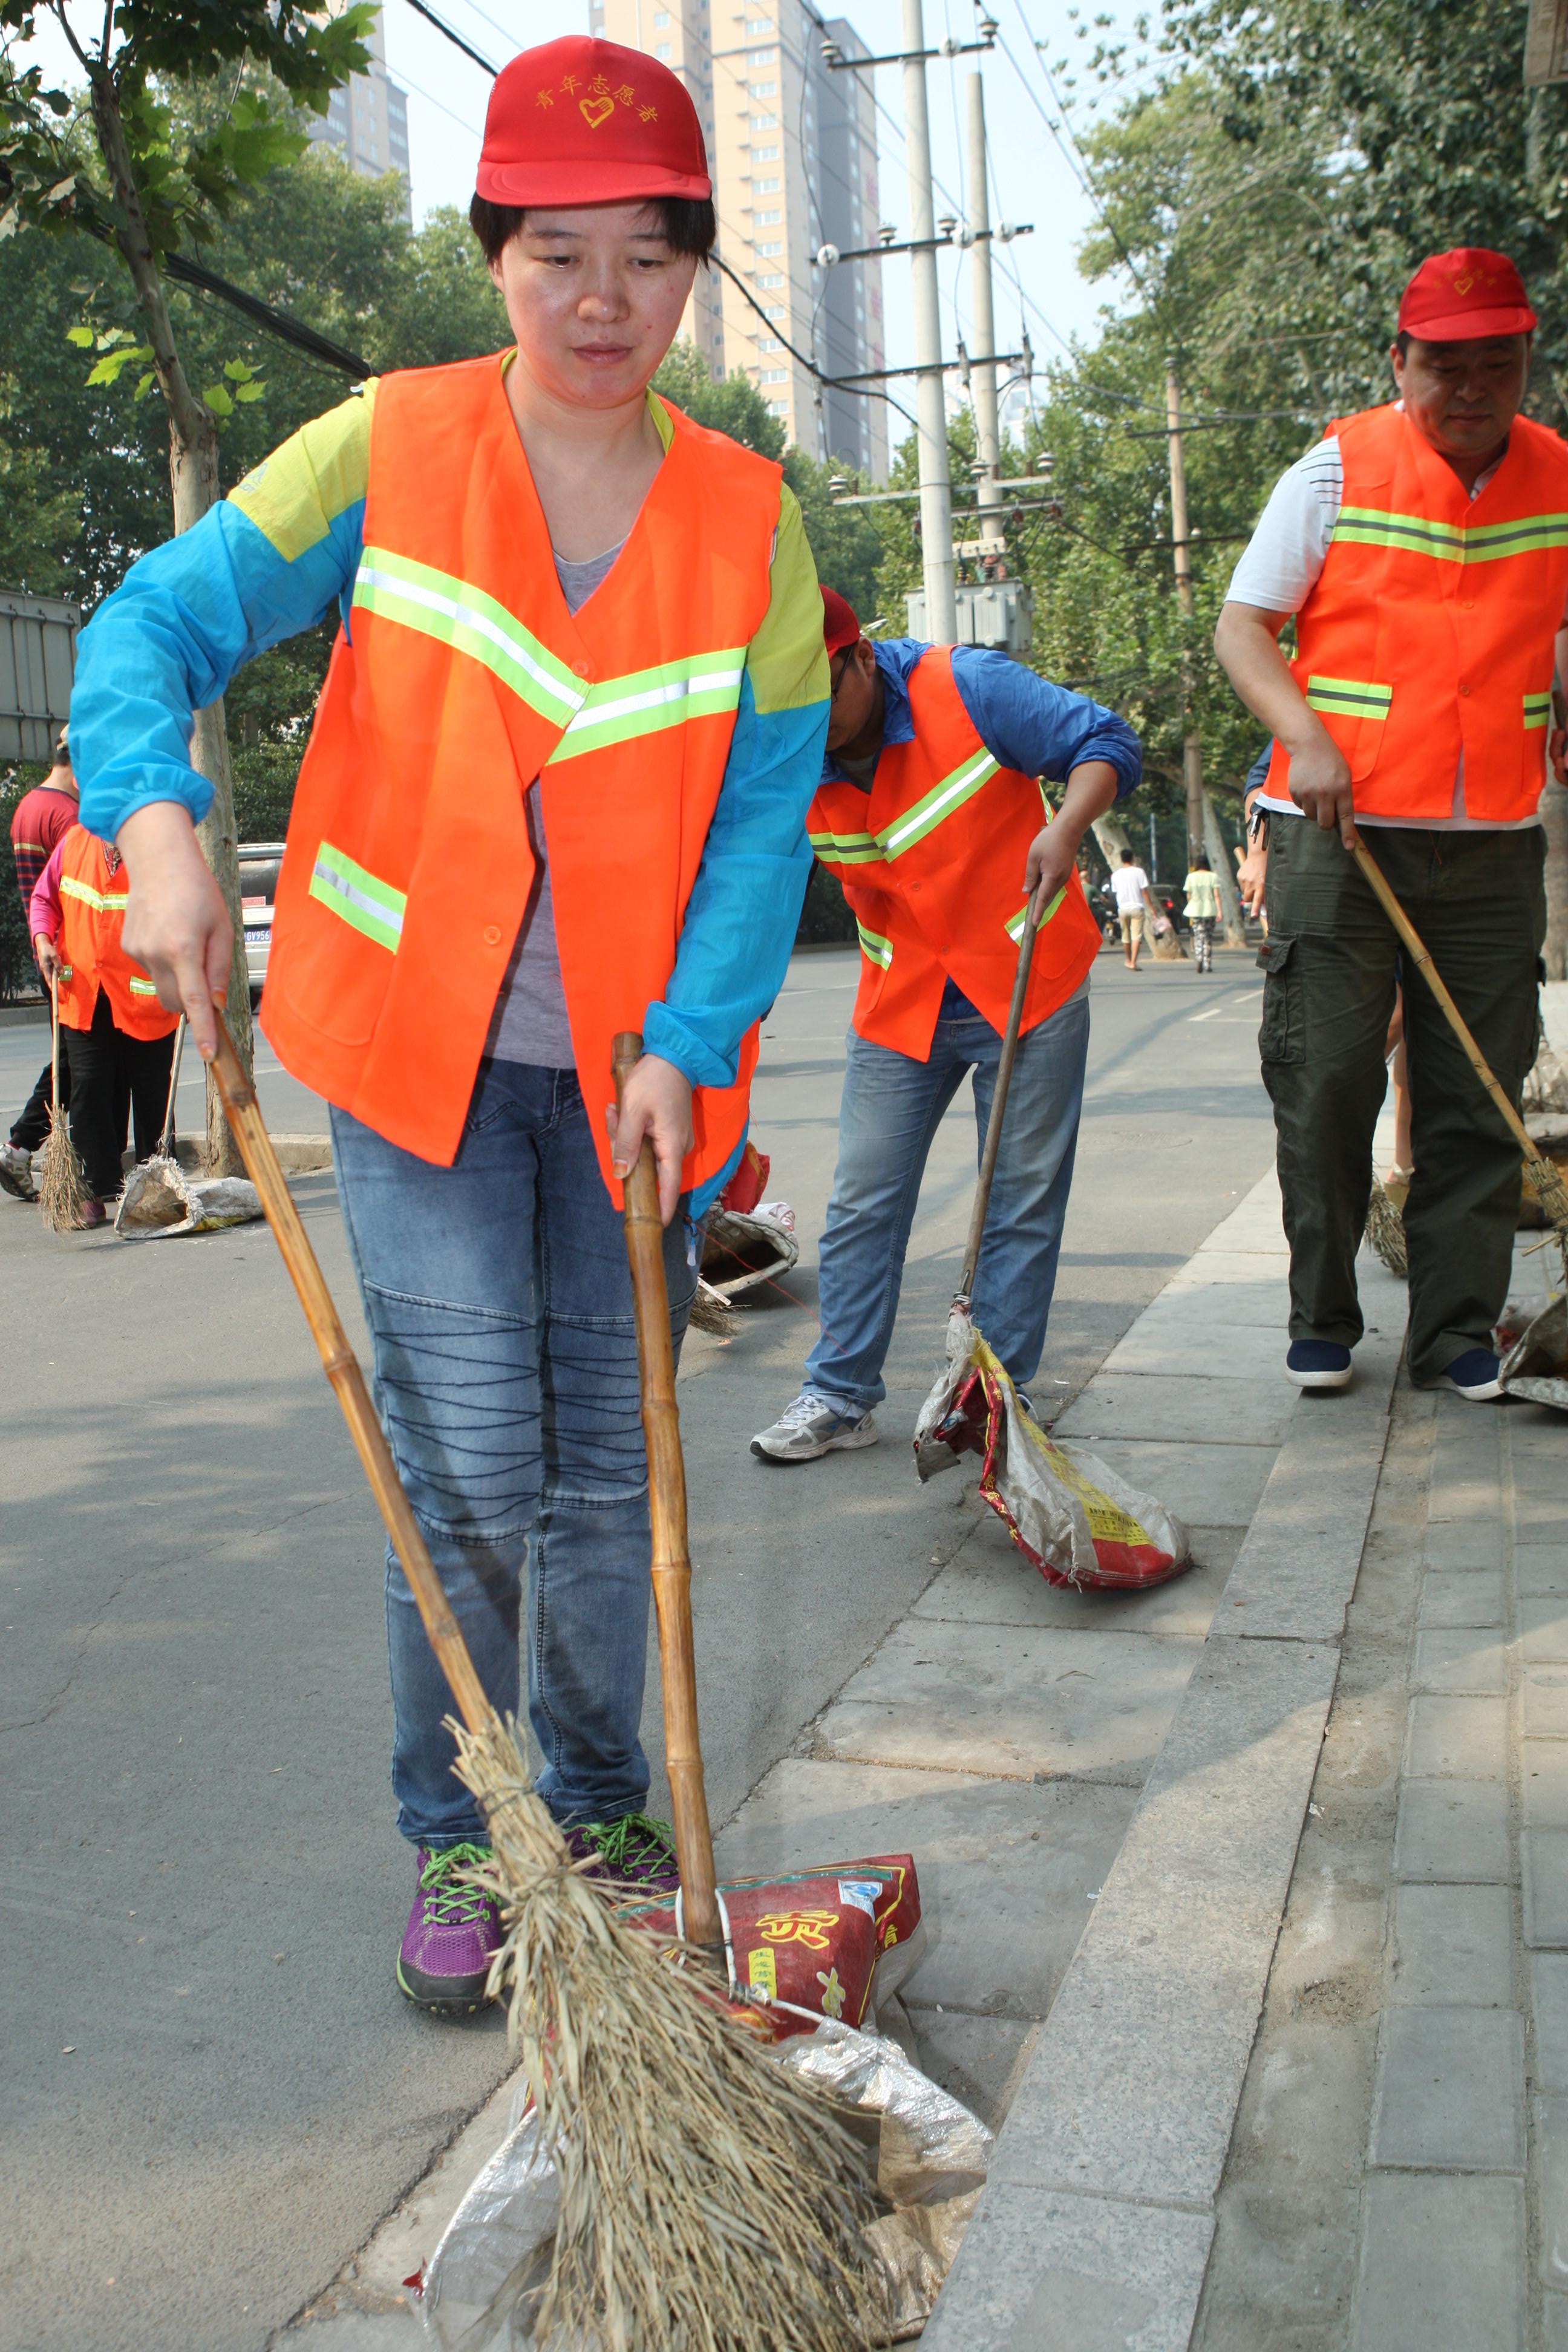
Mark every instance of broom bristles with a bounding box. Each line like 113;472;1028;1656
38;1104;90;1233
451;1712;890;2352
1364;1177;1408;1278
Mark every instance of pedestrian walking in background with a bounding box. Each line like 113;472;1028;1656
1216;245;1564;1402
1110;848;1154;970
68;39;831;2017
1183;849;1221;970
752;585;1140;1463
1;730;78;1200
29;824;178;1227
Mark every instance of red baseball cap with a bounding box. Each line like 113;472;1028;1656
477;37;710;207
1398;247;1537;342
822;587;861;655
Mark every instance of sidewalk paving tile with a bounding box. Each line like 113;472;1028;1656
1426;1521;1508;1572
1523;1602;1568;1664
1419;1570;1507;1628
1536;2096;1568;2287
1097;1319;1284;1382
1517;1491;1567;1532
1394;1777;1511;1884
1057;1436;1276;1529
1524;1831;1568;1948
1369;2005;1525;2169
1405;1695;1508;1780
1350;2174;1524;2352
1526;1671;1568;1739
1222;1376;1395;1642
920;2184;1215;2352
1112;1279;1289;1331
1052;1371;1296;1445
812;1622;1200;1782
1532;1958;1568;2092
1413;1630;1509;1696
910;1521;1236;1637
1425;1480;1503;1526
980;1637;1338;2209
1524;1746;1568;1832
1547;2294;1568;2352
1165;1247;1290;1289
712;1757;1136;2020
1517;1548;1568;1599
1391;1884;1514;2005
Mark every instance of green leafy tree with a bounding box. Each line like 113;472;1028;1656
0;0;372;1159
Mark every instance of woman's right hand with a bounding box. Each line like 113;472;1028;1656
117;802;233;1061
33;932;60;984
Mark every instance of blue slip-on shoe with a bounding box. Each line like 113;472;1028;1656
1430;1348;1505;1402
1285;1339;1353;1391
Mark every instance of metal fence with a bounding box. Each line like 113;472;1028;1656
0;590;79;763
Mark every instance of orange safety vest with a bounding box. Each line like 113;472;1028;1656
261;356;784;1192
53;825;176;1040
807;646;1101;1059
1265;402;1568;823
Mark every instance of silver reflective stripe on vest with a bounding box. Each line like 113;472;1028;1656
308;841;407;954
856;920;893;969
1525;691;1554;730
1003;883;1068;944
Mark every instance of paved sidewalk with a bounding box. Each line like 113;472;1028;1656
1191;1220;1565;2352
284;1153;1399;2346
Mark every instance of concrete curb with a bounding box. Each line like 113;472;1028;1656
923;1211;1402;2348
116;1132;333;1175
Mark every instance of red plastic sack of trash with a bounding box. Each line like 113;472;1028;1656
719;1141;771;1215
623;1856;920;2039
915;1314;1190;1592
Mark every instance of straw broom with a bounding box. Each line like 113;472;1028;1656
38;970;89;1232
1351;838;1568;1281
205;1011;887;2352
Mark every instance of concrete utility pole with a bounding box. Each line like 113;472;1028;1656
903;0;956;641
1165;359;1246;946
965;71;1002;543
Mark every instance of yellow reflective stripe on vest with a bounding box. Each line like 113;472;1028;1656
308;841;407;954
60;874;130;913
1003;884;1067;944
808;825;881;864
855;920;893;969
1331;505;1568;563
546;647;747;765
127;976;159;995
1526;691;1554;730
1305;674;1393;720
877;750;1000;859
353;547;589;726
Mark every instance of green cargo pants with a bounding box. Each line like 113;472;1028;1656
1260;815;1544;1387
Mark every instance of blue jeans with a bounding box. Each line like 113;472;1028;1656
331;1061;695;1850
803;979;1090;1416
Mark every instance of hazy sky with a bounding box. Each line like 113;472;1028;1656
18;0;1149;440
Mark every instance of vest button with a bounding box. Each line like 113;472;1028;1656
483;924;503;946
1459;684;1471;697
572;659;591;678
1460;598;1475;610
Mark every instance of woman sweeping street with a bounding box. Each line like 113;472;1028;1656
68;38;829;2014
29;822;178;1227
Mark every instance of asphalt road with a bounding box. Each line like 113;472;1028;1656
1;946;1276;2352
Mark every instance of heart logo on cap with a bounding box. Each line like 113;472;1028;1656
580;92;615;129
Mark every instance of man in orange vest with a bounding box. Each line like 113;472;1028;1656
1216;247;1566;1401
30;823;179;1226
68;39;831;2014
752;589;1140;1461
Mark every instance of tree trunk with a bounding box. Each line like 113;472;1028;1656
90;68;254;1176
1544;776;1568;984
1201;789;1247;948
1091;813;1133;863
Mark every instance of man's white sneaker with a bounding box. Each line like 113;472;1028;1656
750;1392;878;1463
0;1143;36;1201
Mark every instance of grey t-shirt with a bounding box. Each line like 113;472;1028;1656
486;540;624;1067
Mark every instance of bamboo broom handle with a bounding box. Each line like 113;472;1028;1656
1350;840;1540;1165
208;1009;491;1736
612;1032;723;1958
958;898;1040;1301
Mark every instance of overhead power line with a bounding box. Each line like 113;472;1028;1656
399;0;498;76
163;252;371;379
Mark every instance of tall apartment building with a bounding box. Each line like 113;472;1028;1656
307;4;413;223
594;0;887;477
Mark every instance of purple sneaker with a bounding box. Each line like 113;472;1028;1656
396;1843;501;2015
566;1811;682;1898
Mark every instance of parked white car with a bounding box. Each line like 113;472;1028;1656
238;841;286;1005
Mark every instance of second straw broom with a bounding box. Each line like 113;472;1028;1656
204;1009;886;2352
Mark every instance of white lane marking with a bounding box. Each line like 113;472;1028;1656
1188;1003;1225;1022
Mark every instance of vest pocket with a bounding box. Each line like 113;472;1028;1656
1304;675;1392;783
278;838;405;1048
1256;934;1304;1065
